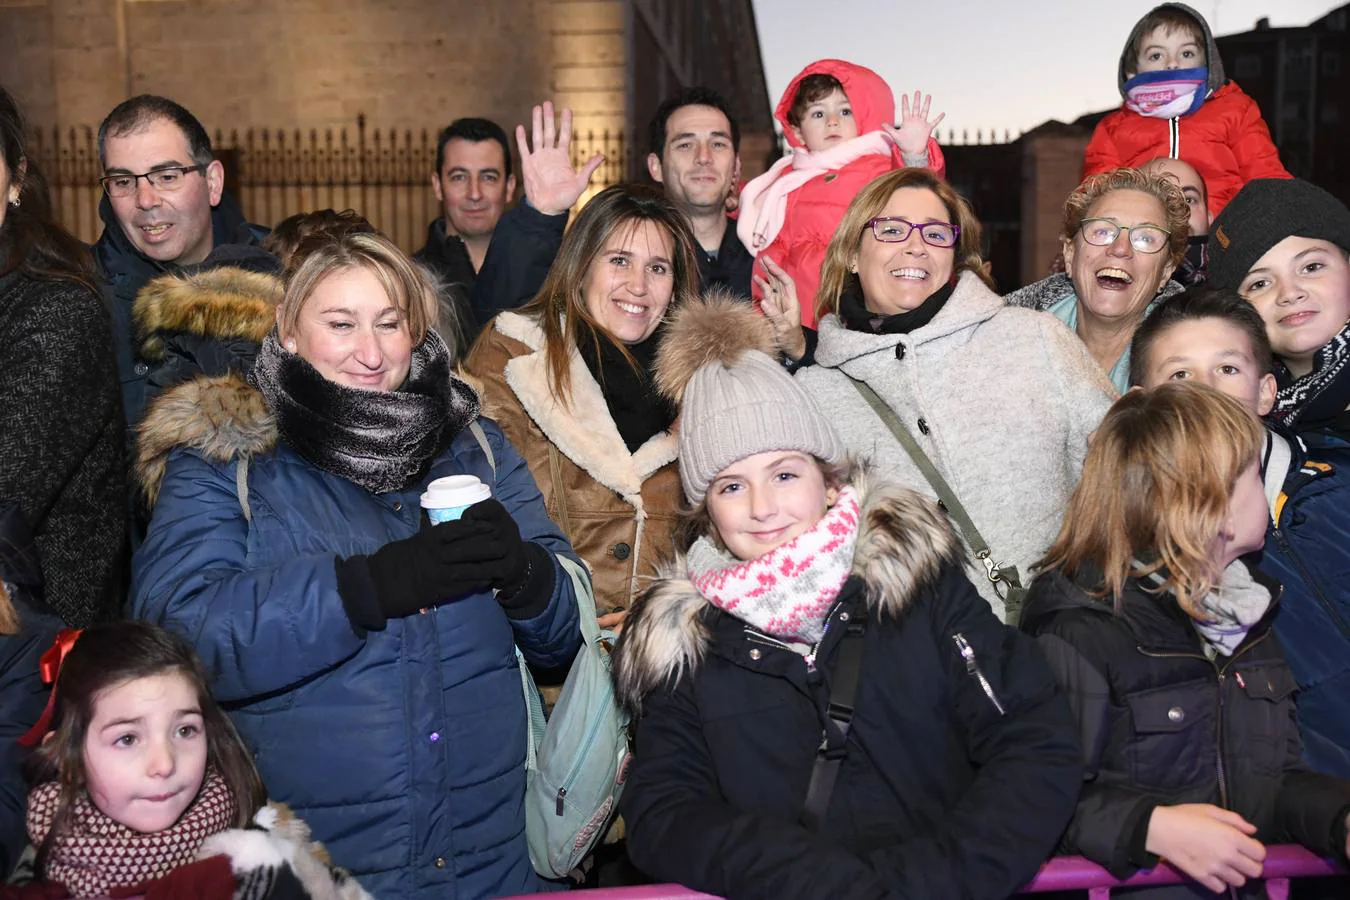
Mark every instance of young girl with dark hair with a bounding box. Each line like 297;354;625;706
8;621;371;899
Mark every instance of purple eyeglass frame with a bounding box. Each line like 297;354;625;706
864;216;960;247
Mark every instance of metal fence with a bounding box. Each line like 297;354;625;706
31;117;630;254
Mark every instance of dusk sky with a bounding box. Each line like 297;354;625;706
749;0;1343;141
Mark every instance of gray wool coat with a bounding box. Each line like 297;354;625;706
795;271;1118;620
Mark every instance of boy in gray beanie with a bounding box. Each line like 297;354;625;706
1207;178;1350;438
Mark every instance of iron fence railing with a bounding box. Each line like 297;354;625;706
31;116;629;254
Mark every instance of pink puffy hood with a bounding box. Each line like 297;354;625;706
776;59;897;148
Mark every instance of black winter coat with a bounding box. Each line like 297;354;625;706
93;193;269;429
0;501;64;876
1021;567;1350;898
613;476;1082;900
413;217;479;355
0;270;125;625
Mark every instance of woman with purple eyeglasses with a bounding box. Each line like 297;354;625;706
795;168;1116;623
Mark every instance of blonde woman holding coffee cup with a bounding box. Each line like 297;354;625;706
130;229;584;900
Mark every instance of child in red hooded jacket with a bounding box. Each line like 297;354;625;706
1082;3;1289;218
737;59;945;328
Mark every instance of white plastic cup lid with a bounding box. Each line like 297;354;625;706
420;475;491;510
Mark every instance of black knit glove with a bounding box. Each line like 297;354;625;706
459;498;556;618
335;499;555;631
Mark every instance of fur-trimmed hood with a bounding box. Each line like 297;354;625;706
136;372;277;506
133;265;282;362
613;465;963;713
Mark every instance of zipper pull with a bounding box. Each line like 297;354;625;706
1234;671;1246;689
952;632;1007;716
555;786;567;816
953;633;978;674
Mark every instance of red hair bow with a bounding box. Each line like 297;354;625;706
17;627;81;748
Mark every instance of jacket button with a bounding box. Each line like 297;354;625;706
749;648;762;661
895;343;906;360
133;362;149;376
917;418;930;435
613;542;631;560
434;856;446;869
838;611;850;623
429;731;440;743
392;500;403;512
1167;706;1185;723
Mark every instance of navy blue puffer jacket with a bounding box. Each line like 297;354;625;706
1255;429;1350;779
130;373;582;900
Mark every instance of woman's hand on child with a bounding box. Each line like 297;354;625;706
1145;804;1266;893
883;91;945;159
515;101;604;216
755;255;808;361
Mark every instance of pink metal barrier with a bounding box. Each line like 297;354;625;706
1022;845;1343;898
506;845;1343;899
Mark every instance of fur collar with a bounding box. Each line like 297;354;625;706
136;372;277;506
493;312;679;509
613;466;962;712
133;266;282;361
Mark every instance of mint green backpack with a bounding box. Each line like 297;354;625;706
468;424;631;879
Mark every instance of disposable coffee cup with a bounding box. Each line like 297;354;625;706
421;475;491;524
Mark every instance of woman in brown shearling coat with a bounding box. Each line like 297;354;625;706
465;185;700;626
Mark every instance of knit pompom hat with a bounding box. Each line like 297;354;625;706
655;289;844;504
1207;178;1350;290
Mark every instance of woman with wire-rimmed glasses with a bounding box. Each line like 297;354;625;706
794;167;1116;622
1007;167;1191;392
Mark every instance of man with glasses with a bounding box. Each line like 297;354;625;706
93;94;272;429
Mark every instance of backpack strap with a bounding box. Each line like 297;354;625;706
469;420;496;477
842;374;1025;624
800;618;867;831
234;457;252;524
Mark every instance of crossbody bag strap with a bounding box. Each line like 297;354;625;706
842;374;1025;622
800;619;867;831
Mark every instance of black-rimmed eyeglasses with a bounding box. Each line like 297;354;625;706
100;165;206;198
864;216;960;248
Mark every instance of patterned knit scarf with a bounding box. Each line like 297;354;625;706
687;487;861;644
27;770;236;898
1271;316;1350;433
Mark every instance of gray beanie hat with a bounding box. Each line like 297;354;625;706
654;291;844;504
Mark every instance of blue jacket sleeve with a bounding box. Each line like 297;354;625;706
129;451;366;703
470;202;568;327
476;420;583;671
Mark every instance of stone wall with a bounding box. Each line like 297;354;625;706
2;0;558;133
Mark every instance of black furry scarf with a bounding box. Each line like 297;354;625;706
251;328;480;493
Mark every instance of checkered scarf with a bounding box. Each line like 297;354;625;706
27;770;236;898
